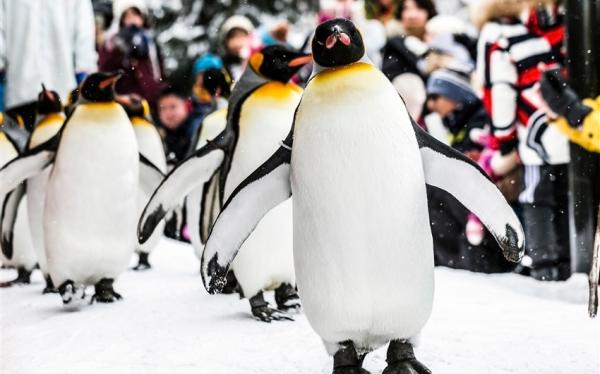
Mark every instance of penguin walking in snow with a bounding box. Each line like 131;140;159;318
200;19;525;373
138;45;312;322
24;86;65;293
0;113;36;287
0;72;165;306
116;95;167;271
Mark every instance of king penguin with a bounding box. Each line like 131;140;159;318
138;45;312;321
0;72;165;306
0;113;36;287
25;85;65;293
199;19;525;373
116;94;167;271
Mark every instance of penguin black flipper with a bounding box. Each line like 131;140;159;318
411;119;525;262
0;183;26;259
201;131;293;294
137;130;233;244
138;153;166;196
0;132;59;195
1;120;29;153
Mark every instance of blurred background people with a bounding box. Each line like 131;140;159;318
218;15;255;82
98;0;166;115
425;69;516;273
0;0;97;130
476;0;570;281
156;87;202;166
190;53;231;122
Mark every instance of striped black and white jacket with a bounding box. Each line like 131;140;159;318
477;9;570;165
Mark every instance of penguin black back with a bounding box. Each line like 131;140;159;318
248;45;312;83
312;18;365;68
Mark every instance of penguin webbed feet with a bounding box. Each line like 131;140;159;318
42;274;58;294
132;252;151;271
274;282;301;312
0;267;32;288
91;278;122;303
332;341;370;374
382;340;431;374
249;291;293;323
58;280;86;308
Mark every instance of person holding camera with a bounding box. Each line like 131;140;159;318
98;0;165;114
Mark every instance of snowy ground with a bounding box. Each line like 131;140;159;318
1;238;599;374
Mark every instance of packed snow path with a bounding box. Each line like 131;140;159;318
1;238;598;373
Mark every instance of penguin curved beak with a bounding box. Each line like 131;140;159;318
41;83;54;101
325;30;351;49
99;71;123;90
288;54;313;68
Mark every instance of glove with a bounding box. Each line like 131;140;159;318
551;97;600;153
540;68;592;127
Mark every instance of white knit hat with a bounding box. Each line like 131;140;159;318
219;15;255;41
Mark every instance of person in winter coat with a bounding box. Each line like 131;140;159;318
98;0;165;114
157;87;202;166
0;0;97;130
218;15;255;83
477;0;571;281
381;0;437;118
425;69;516;273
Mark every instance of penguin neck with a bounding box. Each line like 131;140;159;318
310;53;373;80
131;116;153;127
35;112;65;129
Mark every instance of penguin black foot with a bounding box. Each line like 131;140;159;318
274;282;301;311
221;271;242;295
132;252;151;271
249;291;293;322
91;278;122;303
0;267;32;288
332;341;369;374
58;280;86;307
42;274;58;294
382;340;431;374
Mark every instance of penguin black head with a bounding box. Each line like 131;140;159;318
116;94;150;120
80;71;123;103
36;84;62;115
312;18;365;68
249;45;312;83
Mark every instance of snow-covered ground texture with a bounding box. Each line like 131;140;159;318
1;238;599;374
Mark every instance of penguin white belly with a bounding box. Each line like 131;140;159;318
27;120;63;274
10;199;37;270
226;83;300;297
44;104;139;286
291;64;434;351
27;169;51;272
0;133;36;270
0;133;18;265
133;122;167;254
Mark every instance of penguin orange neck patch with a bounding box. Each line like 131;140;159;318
37;113;65;129
314;62;374;83
252;82;302;101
